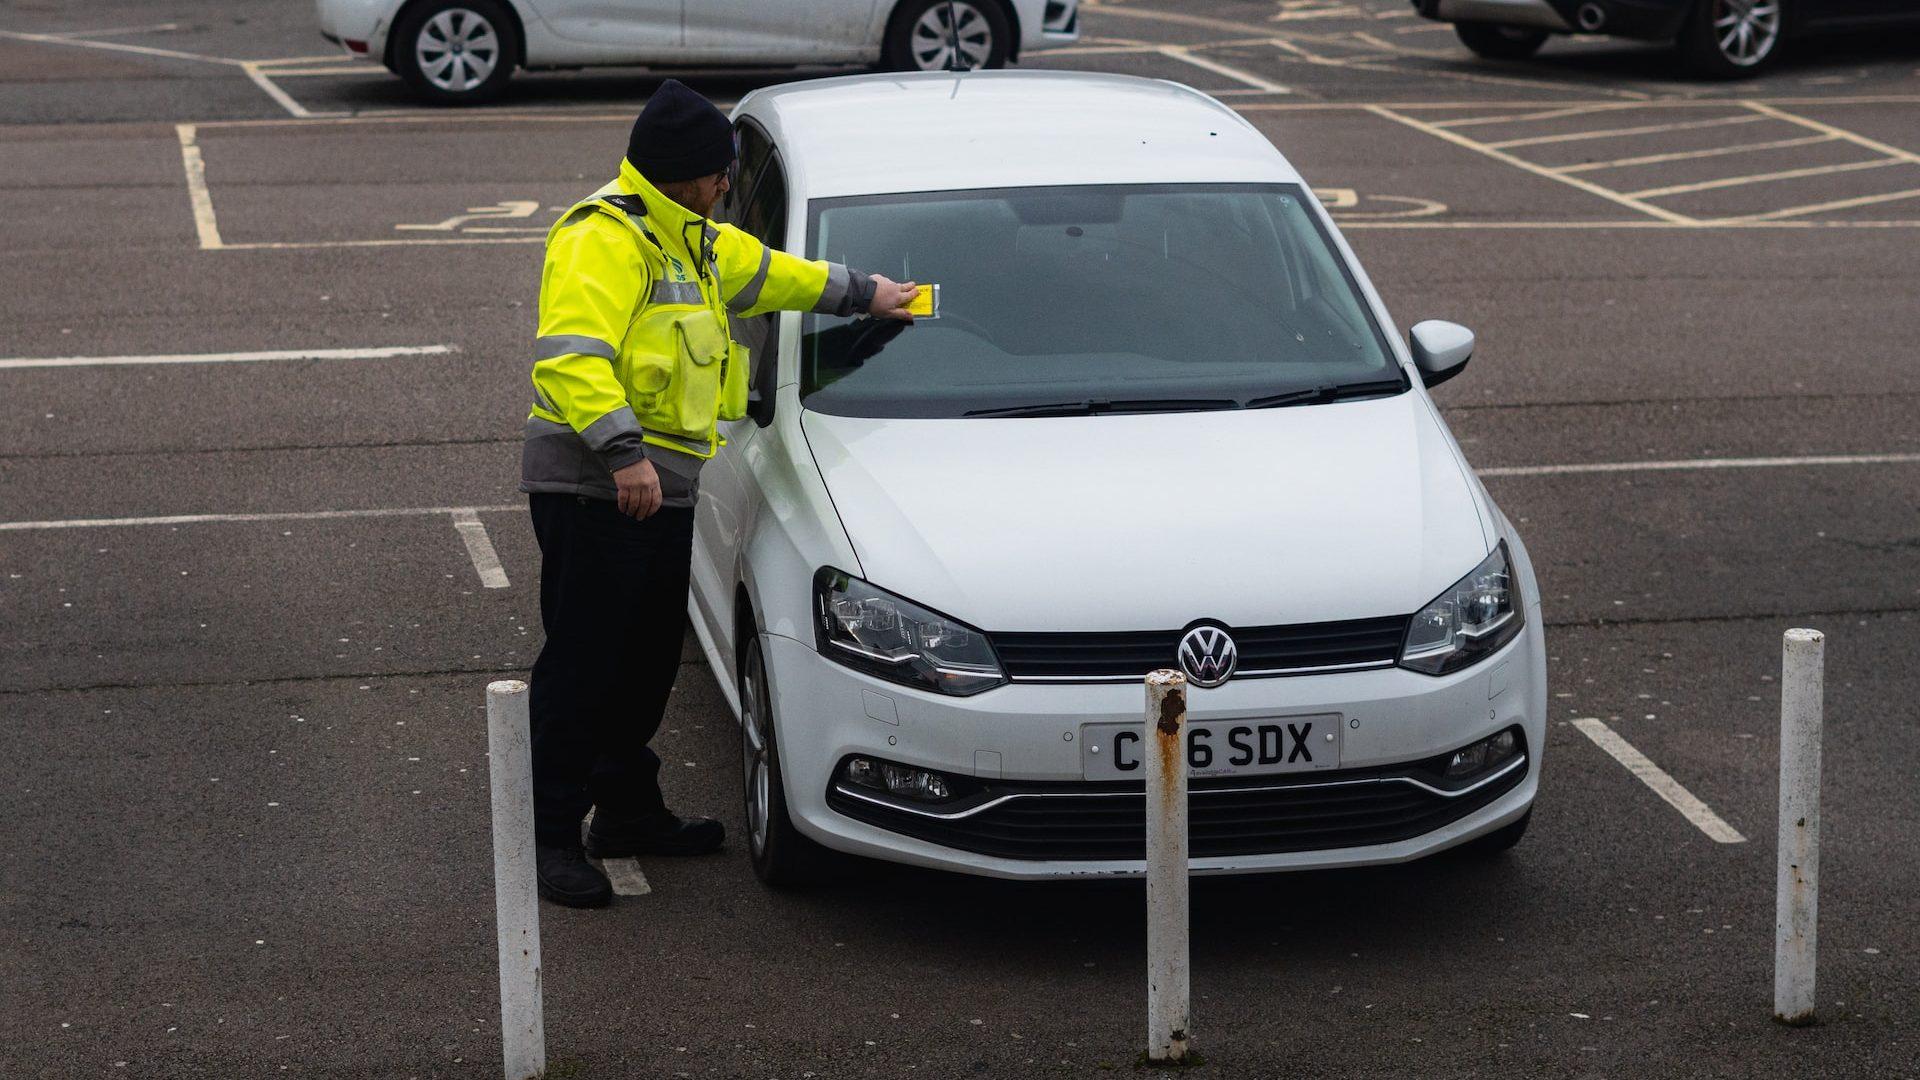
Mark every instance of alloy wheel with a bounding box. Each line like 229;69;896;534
1711;0;1781;68
740;646;771;855
416;8;500;93
909;2;994;71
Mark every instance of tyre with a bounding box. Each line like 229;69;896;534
1677;0;1784;78
392;0;517;105
1453;21;1550;60
739;635;828;886
883;0;1013;72
1460;809;1531;856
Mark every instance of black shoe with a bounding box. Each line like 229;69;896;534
536;845;612;908
586;810;726;858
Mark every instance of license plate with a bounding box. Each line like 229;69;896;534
1080;715;1343;780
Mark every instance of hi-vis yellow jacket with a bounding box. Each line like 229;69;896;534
521;160;874;497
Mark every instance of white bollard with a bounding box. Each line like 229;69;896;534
1774;629;1824;1026
487;680;546;1079
1144;669;1191;1064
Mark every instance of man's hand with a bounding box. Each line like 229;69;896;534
613;459;662;520
868;275;920;322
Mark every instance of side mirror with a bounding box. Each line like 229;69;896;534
1409;320;1474;389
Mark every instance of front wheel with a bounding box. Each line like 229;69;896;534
739;635;828;886
1454;21;1550;60
1677;0;1784;78
883;0;1013;72
392;0;517;105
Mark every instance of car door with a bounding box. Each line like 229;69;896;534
682;0;882;60
690;120;786;673
520;0;680;49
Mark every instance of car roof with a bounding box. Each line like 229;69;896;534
733;70;1302;200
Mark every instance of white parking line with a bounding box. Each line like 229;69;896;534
1572;718;1746;844
241;62;319;119
0;345;456;370
595;858;653;897
451;509;511;589
0;505;518;532
1477;452;1920;477
0;26;235;65
1155;44;1291;94
175;125;223;250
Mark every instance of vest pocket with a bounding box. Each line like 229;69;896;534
719;340;750;422
661;307;727;440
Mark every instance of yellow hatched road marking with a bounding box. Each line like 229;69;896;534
1366;105;1701;225
1430;102;1647;129
1740;100;1920;166
1725;186;1920;222
1554;134;1839;174
1625;156;1905;200
1483;113;1770;150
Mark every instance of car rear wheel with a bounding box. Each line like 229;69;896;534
739;635;827;886
884;0;1012;72
393;0;516;105
1677;0;1784;78
1454;21;1550;60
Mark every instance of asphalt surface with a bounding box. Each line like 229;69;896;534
2;0;1917;1077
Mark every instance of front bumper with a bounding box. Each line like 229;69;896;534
761;612;1544;880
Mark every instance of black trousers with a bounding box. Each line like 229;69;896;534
527;493;695;849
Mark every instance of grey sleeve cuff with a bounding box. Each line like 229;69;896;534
596;432;648;473
844;268;877;315
811;264;878;317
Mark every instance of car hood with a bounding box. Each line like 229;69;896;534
800;393;1490;632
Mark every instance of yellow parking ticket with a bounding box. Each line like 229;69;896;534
905;283;939;319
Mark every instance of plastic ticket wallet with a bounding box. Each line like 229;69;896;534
905;283;939;319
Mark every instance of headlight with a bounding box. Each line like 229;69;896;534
1399;541;1525;675
813;568;1006;696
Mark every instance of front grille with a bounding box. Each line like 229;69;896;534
827;751;1525;862
992;615;1410;680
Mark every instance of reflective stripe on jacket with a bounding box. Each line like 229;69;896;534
522;159;872;497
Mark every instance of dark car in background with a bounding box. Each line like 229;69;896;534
1414;0;1920;77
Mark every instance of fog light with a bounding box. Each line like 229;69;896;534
843;757;952;802
1443;727;1523;780
846;757;881;789
1487;729;1518;764
1444;742;1489;779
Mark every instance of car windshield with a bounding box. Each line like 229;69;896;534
800;183;1401;419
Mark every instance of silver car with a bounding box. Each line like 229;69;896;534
315;0;1079;103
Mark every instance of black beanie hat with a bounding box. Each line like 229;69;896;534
626;79;735;183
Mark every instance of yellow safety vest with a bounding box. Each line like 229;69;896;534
527;160;852;462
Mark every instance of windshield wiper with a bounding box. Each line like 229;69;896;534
963;397;1239;418
1243;377;1407;410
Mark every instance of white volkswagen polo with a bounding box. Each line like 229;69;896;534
692;71;1547;884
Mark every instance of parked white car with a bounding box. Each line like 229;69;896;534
690;70;1548;884
314;0;1078;103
